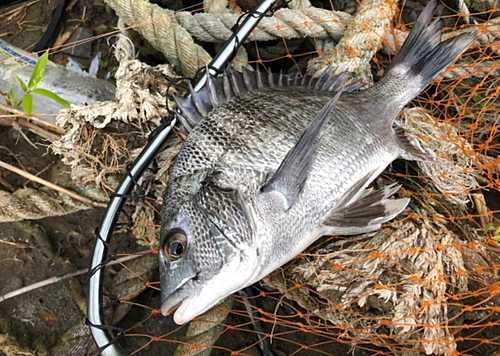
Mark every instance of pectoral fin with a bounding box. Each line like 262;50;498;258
261;74;349;209
322;183;409;235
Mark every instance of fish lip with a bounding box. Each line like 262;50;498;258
161;297;184;317
160;279;191;317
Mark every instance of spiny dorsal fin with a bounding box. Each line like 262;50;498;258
173;67;360;133
242;66;256;91
173;95;202;132
207;71;226;107
260;73;349;209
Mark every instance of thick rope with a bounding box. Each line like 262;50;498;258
104;0;352;75
0;188;91;223
203;0;229;14
398;108;480;206
104;0;213;76
307;0;398;77
203;0;251;70
173;298;233;356
174;7;351;42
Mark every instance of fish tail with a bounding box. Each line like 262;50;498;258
387;0;476;94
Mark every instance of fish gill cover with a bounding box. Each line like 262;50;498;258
52;0;500;354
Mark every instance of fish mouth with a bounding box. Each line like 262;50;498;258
161;299;183;316
161;288;189;317
160;278;193;318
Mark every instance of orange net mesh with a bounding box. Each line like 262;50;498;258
79;0;500;354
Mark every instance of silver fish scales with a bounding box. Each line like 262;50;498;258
159;0;477;325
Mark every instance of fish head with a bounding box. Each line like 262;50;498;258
159;182;258;325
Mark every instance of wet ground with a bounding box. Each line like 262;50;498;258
0;0;121;354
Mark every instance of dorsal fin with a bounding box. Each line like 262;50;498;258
173;67;360;133
260;73;350;209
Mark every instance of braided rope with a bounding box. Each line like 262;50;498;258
104;0;353;75
173;7;351;42
203;0;229;13
105;0;213;76
173;298;233;356
307;0;398;77
202;0;251;71
0;188;91;222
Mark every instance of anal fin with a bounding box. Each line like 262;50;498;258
395;127;441;163
322;183;409;235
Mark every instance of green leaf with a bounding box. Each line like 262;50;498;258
28;50;49;91
32;88;70;107
8;85;17;108
15;75;27;92
22;94;33;115
485;222;491;233
109;66;118;78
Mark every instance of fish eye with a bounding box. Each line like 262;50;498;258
163;229;187;260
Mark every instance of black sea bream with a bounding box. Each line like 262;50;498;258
159;0;476;325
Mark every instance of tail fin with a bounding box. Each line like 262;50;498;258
388;0;477;92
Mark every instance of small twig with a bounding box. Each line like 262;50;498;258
0;174;14;192
23;161;55;188
66;0;80;12
0;103;65;136
11;121;38;149
52;25;79;50
0;251;151;303
238;288;274;356
488;245;500;255
0;145;28;171
0;0;41;21
270;294;285;344
0;239;30;248
0;159;107;208
472;193;491;230
0;117;62;142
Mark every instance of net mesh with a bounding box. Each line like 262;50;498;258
57;0;500;354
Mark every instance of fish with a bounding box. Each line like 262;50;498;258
159;0;477;325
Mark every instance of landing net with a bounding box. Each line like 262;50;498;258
52;0;500;354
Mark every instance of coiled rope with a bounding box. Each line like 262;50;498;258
104;0;353;76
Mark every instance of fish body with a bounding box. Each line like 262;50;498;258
159;0;476;325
